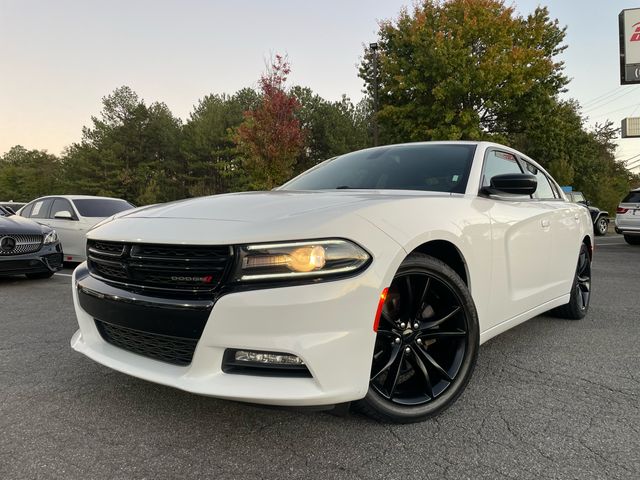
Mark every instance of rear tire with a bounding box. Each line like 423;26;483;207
554;243;591;320
355;253;479;424
26;272;54;280
623;235;640;245
594;217;608;236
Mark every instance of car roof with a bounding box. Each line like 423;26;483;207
27;195;126;201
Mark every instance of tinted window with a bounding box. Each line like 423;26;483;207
50;198;75;219
281;144;476;193
523;161;555;199
73;199;133;217
30;199;53;219
481;151;522;187
622;191;640;203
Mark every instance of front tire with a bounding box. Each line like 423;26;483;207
554;243;591;320
594;217;608;236
624;235;640;245
355;253;479;424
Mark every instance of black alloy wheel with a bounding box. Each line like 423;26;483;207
356;253;479;423
554;243;591;320
595;217;608;236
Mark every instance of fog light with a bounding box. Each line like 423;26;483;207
235;350;304;366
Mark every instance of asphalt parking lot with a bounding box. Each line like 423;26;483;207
1;235;638;480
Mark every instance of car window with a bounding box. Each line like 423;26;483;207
622;191;640;203
72;198;134;217
573;193;585;203
30;199;53;219
49;198;75;219
281;144;476;194
522;161;555;199
20;203;34;217
481;150;522;187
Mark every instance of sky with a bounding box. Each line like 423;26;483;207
1;0;639;171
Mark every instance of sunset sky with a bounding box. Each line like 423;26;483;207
1;0;639;168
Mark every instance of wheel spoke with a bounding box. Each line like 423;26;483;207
404;275;414;314
419;330;466;339
420;306;461;330
370;343;401;381
409;350;433;398
376;329;395;338
416;346;453;382
383;349;405;398
418;277;431;309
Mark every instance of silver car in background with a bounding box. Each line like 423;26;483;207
18;195;134;262
615;188;640;245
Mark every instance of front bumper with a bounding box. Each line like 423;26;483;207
0;243;63;276
70;256;394;406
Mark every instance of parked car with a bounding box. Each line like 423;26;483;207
0;202;26;214
18;195;134;262
70;142;593;423
564;191;609;236
615;188;640;245
0;206;63;279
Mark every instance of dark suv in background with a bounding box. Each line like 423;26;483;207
565;191;609;236
615;188;640;245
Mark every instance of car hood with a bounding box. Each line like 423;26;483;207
89;190;456;245
118;190;450;222
0;215;50;235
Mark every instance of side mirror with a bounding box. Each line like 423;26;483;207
488;173;537;196
54;210;74;220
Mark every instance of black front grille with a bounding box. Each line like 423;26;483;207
95;319;197;366
0;234;43;256
87;240;233;296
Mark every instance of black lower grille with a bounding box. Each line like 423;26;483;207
87;240;234;297
95;319;197;366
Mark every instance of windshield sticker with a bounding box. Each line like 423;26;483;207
32;201;43;216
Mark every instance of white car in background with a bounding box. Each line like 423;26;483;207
19;195;134;262
615;188;640;245
70;142;593;423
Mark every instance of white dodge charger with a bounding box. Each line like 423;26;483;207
70;141;593;423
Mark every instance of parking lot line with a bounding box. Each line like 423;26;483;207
54;273;73;277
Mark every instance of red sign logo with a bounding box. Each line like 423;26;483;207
631;22;640;42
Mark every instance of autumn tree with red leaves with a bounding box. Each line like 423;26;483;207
235;55;305;190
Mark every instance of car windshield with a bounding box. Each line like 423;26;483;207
73;198;134;217
281;144;476;194
622;191;640;203
0;206;11;216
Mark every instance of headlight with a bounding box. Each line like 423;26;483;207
43;230;58;244
233;239;371;282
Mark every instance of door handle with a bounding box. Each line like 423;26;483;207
541;219;550;228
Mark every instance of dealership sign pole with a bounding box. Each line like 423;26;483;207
620;8;640;85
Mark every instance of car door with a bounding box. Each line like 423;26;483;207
521;159;579;296
479;149;555;327
47;198;84;260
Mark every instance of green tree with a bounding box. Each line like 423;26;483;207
292;87;371;172
182;88;260;196
0;146;62;201
361;0;567;144
234;55;306;190
62;86;185;204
